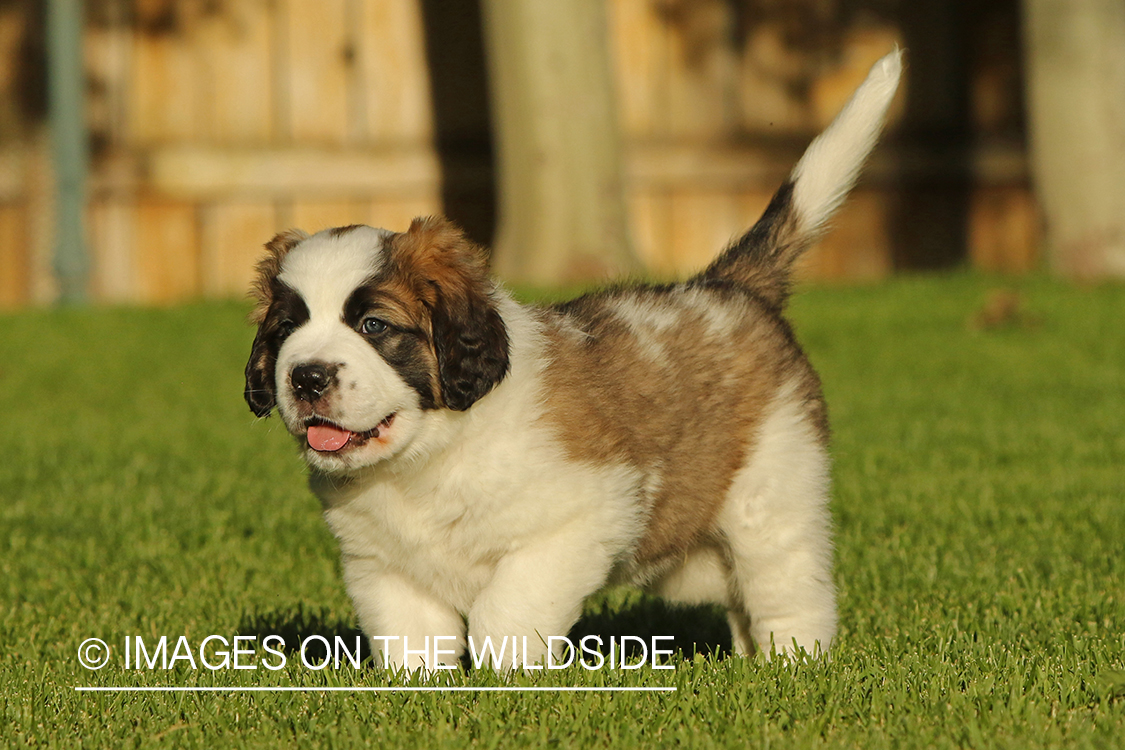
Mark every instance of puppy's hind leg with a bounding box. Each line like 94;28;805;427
646;543;754;655
719;391;838;660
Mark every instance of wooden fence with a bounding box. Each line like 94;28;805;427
0;0;1037;307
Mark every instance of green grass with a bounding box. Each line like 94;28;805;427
1;273;1123;748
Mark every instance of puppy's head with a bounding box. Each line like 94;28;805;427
244;217;509;473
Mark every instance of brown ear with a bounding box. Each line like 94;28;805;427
248;229;309;324
389;217;510;411
244;229;308;416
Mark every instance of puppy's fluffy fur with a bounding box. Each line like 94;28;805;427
245;52;902;669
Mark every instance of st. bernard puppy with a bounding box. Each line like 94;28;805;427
245;51;902;670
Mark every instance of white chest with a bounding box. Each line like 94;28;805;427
314;423;646;613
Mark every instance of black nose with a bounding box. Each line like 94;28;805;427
291;363;334;402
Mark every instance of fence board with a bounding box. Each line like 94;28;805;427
734;23;810;134
24;132;56;304
359;0;433;141
201;201;279;298
88;198;137;303
969;187;1039;273
663;3;735;139
800;190;892;280
147;146;441;198
667;188;745;273
0;203;29;307
627;190;674;274
85;24;133;147
608;0;666;139
0;147;23;202
131;29;205;143
196;2;275;143
368;196;442;233
134;199;201;303
284;0;351;143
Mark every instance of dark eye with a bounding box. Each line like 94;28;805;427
277;319;296;337
361;317;388;335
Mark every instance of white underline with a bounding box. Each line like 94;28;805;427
75;686;675;693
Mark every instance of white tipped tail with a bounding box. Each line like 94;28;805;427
701;50;903;308
791;49;903;236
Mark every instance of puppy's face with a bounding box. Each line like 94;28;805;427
244;219;509;474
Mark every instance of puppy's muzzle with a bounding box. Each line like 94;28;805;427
290;362;338;403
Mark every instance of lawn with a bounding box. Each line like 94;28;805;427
1;273;1123;748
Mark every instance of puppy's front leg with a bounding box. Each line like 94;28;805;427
342;557;465;672
467;525;615;670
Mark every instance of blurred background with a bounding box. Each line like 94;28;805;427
0;0;1122;307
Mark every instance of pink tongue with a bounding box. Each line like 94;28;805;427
307;424;354;452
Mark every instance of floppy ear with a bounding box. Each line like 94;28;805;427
388;216;510;411
244;326;277;417
431;283;510;411
243;229;309;417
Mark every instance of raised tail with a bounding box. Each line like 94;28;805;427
700;49;903;308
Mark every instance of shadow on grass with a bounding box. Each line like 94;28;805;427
238;593;732;668
569;593;732;661
238;604;372;666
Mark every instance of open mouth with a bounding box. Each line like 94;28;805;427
304;414;396;454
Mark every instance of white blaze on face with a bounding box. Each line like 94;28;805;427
278;227;391;318
271;226;426;473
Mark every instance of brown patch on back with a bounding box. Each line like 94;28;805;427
249;228;309;323
539;282;826;565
